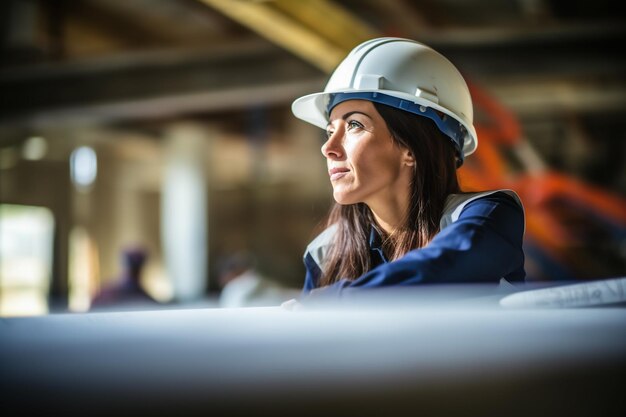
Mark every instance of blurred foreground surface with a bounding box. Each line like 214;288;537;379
1;284;625;417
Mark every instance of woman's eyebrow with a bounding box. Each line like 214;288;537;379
327;111;371;128
342;111;370;120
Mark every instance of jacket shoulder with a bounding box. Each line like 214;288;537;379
440;189;524;230
304;224;338;269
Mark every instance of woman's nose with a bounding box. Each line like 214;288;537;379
321;129;344;160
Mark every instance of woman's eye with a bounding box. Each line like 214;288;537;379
325;130;334;139
347;120;364;131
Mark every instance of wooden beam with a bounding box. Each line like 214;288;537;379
272;0;377;51
197;0;349;72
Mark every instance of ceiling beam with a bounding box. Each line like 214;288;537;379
16;78;326;128
196;0;376;72
271;0;377;51
488;79;626;117
0;39;324;128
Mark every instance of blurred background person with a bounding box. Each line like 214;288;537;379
90;246;160;311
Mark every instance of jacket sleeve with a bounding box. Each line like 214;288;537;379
303;192;525;299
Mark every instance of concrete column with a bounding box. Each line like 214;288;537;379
161;123;208;301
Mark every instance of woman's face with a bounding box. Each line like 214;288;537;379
323;100;414;210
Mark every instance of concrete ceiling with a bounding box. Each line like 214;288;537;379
1;0;625;129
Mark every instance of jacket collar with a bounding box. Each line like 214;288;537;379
368;226;388;264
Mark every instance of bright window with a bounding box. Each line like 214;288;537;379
0;204;54;317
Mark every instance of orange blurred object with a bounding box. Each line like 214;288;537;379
458;82;626;281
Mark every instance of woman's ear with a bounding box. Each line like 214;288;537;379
403;149;415;167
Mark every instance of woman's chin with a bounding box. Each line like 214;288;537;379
333;191;358;205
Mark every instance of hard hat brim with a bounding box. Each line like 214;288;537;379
291;92;330;130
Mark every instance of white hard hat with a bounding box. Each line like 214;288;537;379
291;37;477;161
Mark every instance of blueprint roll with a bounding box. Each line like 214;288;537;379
500;277;626;308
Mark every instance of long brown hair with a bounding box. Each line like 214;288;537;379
319;102;461;286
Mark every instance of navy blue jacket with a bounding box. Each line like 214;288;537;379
302;190;525;298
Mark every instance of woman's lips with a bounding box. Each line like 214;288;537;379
329;167;349;181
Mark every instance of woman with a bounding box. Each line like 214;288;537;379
290;37;525;299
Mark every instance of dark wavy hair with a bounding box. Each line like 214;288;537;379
319;102;461;287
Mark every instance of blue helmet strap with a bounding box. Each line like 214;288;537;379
327;92;466;164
